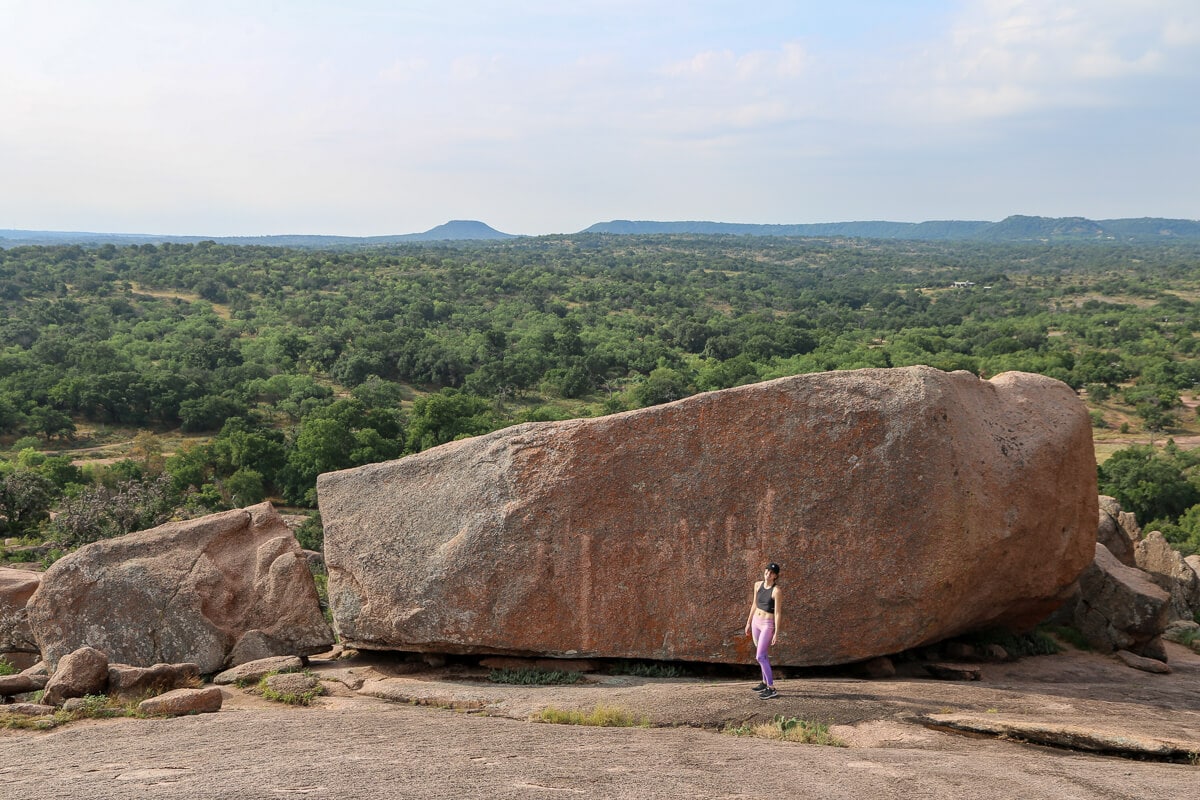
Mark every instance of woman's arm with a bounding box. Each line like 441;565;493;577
770;587;781;645
744;581;760;634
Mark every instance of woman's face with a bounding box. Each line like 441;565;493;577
763;568;775;583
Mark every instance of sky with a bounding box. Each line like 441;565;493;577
2;0;1199;236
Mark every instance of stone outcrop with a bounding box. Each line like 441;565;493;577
1096;496;1140;567
1071;544;1170;656
42;646;109;707
0;567;41;653
1134;531;1200;621
319;367;1097;667
27;503;334;674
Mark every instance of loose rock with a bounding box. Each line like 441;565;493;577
1115;649;1172;674
212;655;304;686
42;646;109;707
137;686;223;716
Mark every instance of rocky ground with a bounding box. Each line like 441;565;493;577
3;643;1199;799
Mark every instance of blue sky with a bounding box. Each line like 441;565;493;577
2;1;1198;236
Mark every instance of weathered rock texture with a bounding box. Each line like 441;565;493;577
320;367;1097;667
137;686;223;716
0;567;41;653
1096;495;1140;567
1073;544;1170;656
27;503;333;673
1134;531;1200;621
42;646;108;707
107;662;201;700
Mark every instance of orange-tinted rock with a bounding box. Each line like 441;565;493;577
137;686;223;716
27;504;333;673
319;367;1097;667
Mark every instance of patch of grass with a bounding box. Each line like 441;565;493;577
725;715;846;746
1172;628;1200;654
532;704;649;727
0;693;139;731
487;668;583;686
1040;624;1093;652
0;657;16;676
254;671;324;706
609;661;689;679
0;709;72;730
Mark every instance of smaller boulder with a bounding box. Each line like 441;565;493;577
1135;531;1200;620
1073;544;1170;656
107;662;201;700
138;686;223;716
42;646;108;707
261;671;321;702
212;655;303;686
0;674;42;696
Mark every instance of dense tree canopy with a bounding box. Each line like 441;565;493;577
1;234;1199;554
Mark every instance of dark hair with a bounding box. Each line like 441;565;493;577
765;562;780;576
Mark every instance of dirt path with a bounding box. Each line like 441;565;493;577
4;644;1199;799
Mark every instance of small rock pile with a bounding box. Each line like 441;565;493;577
1;645;219;717
1053;496;1200;673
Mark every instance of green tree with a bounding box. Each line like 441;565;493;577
0;467;55;536
1098;445;1200;526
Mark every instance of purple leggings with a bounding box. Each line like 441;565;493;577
751;616;775;686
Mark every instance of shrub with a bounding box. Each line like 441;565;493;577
609;661;688;679
0;657;16;676
488;668;582;686
961;627;1062;657
725;715;845;746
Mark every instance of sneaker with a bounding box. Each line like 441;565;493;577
750;682;767;692
758;687;779;699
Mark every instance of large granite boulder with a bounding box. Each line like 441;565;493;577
319;367;1096;667
27;503;333;673
0;567;41;653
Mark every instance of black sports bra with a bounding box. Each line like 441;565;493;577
756;582;775;614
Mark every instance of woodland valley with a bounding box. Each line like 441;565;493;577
1;233;1200;563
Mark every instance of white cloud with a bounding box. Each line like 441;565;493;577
901;0;1200;122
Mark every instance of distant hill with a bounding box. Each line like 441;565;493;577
582;216;1200;242
4;216;1199;248
0;220;517;248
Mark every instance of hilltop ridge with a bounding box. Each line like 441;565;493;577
2;215;1199;248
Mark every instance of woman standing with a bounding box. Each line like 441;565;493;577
744;562;781;699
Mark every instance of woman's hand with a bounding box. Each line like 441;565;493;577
770;632;777;646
